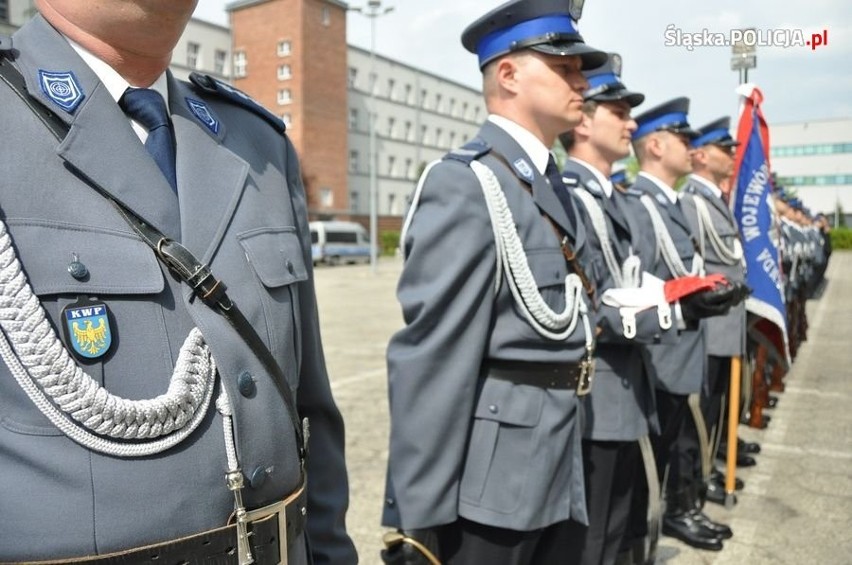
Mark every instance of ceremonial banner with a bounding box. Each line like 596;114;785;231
731;84;790;368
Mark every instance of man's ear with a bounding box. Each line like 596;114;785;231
494;55;522;95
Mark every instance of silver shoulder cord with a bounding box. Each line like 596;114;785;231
693;196;744;266
573;188;641;289
0;220;263;565
639;194;705;277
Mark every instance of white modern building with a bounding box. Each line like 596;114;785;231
770;117;852;224
346;46;483;216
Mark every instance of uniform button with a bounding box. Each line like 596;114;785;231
237;371;256;398
286;259;295;274
488;404;499;414
249;466;269;488
386;497;395;507
68;260;89;280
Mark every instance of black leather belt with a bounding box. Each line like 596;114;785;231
9;483;307;565
486;360;592;394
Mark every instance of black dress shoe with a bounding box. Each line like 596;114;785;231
690;510;733;539
740;439;762;454
705;480;736;506
662;514;723;551
767;395;779;408
710;469;744;490
737;454;757;467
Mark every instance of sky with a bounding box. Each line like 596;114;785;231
193;0;851;128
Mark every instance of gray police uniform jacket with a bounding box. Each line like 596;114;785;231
0;16;356;564
680;178;746;357
563;160;677;441
630;175;706;395
383;121;597;532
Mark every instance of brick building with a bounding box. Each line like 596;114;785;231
229;0;349;217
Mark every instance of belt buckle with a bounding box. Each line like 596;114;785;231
576;358;595;396
243;499;288;565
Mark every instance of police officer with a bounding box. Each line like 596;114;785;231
631;98;738;552
558;54;680;565
0;1;356;563
381;1;611;562
680;117;749;515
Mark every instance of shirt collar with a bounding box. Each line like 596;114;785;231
688;174;723;199
638;171;679;204
66;37;170;105
567;156;614;198
487;114;551;174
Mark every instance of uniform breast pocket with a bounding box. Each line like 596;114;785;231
0;220;164;436
237;227;309;382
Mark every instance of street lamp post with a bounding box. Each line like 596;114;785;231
352;0;394;273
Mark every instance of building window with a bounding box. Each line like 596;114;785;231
449;131;456;148
421;88;428;108
187;42;200;69
435;93;442;113
277;64;292;80
0;0;7;21
322;7;331;26
281;113;292;127
349;151;359;172
449;98;456;116
233;51;247;78
388;193;397;215
349;108;359;129
387;78;396;100
404;84;413;104
421;125;428;144
369;72;378;95
387;117;396;138
405;158;414;179
388;155;396;176
277;89;292;105
435;128;443;147
320;187;333;207
214;49;227;75
474;106;481;121
277;40;291;56
348;67;358;88
350;191;360;211
404;121;413;142
462;102;469;119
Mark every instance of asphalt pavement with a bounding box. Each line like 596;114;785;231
313;251;852;564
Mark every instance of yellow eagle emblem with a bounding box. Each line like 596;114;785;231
72;319;109;355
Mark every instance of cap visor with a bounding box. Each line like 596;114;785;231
530;42;608;70
589;89;645;108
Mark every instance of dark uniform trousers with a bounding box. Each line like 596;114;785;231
564;441;643;565
703;355;731;458
438;518;578;564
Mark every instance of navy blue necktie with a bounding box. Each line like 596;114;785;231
546;156;577;234
120;88;177;193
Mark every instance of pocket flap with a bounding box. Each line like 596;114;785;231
474;377;544;427
238;227;308;288
7;220;164;296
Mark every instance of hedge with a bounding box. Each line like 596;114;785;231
830;227;852;250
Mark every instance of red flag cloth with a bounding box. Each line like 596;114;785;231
663;273;729;303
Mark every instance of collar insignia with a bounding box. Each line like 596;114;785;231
38;70;85;113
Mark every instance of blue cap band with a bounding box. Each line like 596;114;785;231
633;111;689;140
586;72;619;89
691;128;730;148
477;14;579;67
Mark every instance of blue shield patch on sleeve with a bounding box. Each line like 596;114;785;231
186;97;220;135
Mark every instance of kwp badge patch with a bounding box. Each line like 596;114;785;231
62;297;113;360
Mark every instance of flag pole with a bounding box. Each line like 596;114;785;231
725;355;742;508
